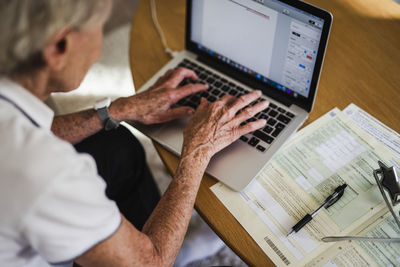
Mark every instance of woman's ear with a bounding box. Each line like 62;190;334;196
42;28;71;71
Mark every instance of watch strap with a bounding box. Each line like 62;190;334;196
97;107;119;131
104;116;120;131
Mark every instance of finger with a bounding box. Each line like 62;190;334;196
237;119;267;137
197;97;209;112
218;94;236;105
161;69;175;80
165;67;198;88
170;83;209;102
158;69;175;83
150;69;175;89
228;90;263;114
235;100;269;123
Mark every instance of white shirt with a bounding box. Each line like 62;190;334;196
0;79;121;267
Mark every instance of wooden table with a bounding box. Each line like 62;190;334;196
129;0;400;265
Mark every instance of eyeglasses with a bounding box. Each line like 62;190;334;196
373;161;400;230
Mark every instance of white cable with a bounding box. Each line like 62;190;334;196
150;0;178;58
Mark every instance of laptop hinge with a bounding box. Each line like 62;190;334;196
197;55;294;107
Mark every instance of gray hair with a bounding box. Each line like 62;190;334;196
0;0;111;75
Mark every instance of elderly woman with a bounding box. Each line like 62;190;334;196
0;0;268;266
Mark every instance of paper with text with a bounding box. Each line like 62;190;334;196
211;109;394;266
311;206;400;267
343;103;400;170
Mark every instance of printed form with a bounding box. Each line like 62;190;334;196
211;108;396;266
343;103;400;170
312;206;400;267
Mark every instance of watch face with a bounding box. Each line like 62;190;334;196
94;97;111;110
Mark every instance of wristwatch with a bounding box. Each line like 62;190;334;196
94;97;120;131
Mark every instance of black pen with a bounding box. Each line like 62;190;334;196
287;184;347;236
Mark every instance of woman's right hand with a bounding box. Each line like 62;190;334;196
182;90;269;162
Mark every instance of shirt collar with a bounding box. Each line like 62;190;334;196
0;78;54;130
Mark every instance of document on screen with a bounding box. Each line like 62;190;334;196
198;0;278;76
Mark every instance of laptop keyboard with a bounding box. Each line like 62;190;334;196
175;59;296;153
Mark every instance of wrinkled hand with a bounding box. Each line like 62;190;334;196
111;68;208;124
182;90;269;160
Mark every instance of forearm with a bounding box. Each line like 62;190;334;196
142;148;211;266
52;109;103;144
76;88;266;267
51;99;136;144
51;73;207;144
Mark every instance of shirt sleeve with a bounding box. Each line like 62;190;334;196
21;152;121;264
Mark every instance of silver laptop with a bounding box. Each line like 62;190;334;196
133;0;332;191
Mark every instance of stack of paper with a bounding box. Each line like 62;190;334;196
211;104;400;266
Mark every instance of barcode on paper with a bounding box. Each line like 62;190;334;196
264;236;290;265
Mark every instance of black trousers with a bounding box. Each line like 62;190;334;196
74;126;161;230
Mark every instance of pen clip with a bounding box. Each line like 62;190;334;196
325;184;347;209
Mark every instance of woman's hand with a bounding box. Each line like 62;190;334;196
182;90;269;161
111;68;208;124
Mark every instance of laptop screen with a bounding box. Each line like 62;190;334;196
189;0;328;102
